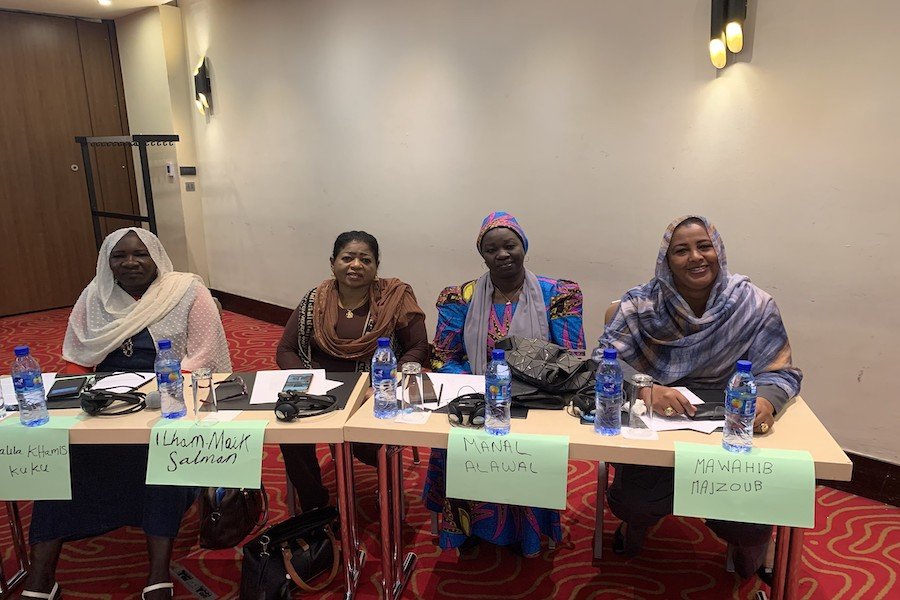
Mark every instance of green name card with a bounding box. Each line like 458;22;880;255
0;416;78;500
146;420;267;488
446;428;569;510
674;442;815;528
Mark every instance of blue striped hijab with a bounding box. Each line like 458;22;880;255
600;215;801;398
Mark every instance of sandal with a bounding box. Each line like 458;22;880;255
21;583;60;600
142;582;174;599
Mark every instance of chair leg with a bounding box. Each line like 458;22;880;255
431;512;439;535
593;461;607;560
412;446;420;464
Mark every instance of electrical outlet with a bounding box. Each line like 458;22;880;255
185;181;196;192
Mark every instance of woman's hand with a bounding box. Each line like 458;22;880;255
754;397;775;434
644;385;696;417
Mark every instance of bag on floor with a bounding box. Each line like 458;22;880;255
199;485;269;549
239;506;340;600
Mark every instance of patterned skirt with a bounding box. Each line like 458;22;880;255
422;448;561;557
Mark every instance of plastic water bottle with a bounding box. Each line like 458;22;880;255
155;339;186;419
0;383;6;420
11;346;49;427
372;337;398;419
723;360;756;453
485;349;512;436
594;348;624;436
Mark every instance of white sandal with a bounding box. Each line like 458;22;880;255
21;583;60;600
142;582;174;599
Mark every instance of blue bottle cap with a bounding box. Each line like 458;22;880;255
491;349;505;361
14;345;29;357
157;339;172;350
377;337;390;347
736;360;752;371
602;348;617;360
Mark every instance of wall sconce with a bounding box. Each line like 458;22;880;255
710;0;747;69
193;57;212;115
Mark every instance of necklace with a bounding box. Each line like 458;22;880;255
495;283;523;305
338;296;369;319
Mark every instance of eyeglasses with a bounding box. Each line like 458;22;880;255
213;376;248;402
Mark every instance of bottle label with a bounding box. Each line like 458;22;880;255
12;374;42;392
372;366;395;381
726;391;756;416
156;371;182;386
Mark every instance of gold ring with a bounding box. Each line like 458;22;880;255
664;406;676;417
760;422;770;433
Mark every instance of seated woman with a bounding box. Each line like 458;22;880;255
424;211;585;557
276;230;429;511
599;215;802;578
23;228;232;600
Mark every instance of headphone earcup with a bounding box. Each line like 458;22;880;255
471;402;486;427
447;403;463;424
275;400;298;422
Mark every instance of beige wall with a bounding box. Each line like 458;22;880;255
115;5;209;281
176;0;900;463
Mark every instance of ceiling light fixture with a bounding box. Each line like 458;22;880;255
98;0;112;6
726;0;747;53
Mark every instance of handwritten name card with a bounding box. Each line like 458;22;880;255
0;416;78;500
446;428;569;510
673;441;815;528
146;420;267;488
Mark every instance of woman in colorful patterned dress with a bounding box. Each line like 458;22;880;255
423;211;585;557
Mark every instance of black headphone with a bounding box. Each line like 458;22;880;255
447;393;486;428
80;389;147;416
274;392;339;422
569;385;595;421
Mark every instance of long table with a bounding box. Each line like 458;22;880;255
342;395;852;600
0;372;370;600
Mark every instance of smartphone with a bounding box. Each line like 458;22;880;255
281;373;313;394
47;376;90;401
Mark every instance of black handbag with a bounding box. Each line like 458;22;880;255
239;506;340;599
496;337;597;407
198;485;268;550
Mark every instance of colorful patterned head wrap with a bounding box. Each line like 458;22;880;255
476;211;529;254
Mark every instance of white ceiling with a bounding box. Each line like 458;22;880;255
0;1;169;20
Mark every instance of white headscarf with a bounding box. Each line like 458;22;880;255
63;228;203;367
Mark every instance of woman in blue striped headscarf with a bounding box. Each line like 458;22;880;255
598;215;802;578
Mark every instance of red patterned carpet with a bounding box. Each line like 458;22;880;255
2;308;899;600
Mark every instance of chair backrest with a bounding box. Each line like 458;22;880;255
604;300;620;325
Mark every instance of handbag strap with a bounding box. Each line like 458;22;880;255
252;485;270;531
280;526;340;593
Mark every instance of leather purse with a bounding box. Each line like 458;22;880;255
496;337;597;406
239;506;340;600
198;485;269;550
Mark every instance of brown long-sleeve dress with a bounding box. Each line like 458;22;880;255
277;286;429;512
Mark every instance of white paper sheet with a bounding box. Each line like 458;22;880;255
673;386;705;405
394;410;431;424
0;373;57;408
422;373;484;409
248;370;344;404
201;409;242;423
640;412;724;434
93;372;154;392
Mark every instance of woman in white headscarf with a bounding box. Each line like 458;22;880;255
23;228;231;600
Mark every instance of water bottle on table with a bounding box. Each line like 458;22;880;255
485;349;511;436
11;345;49;427
372;337;398;419
594;348;623;436
723;360;756;453
155;339;186;419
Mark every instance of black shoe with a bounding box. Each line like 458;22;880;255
613;523;645;558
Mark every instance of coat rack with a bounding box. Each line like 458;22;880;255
74;134;179;249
